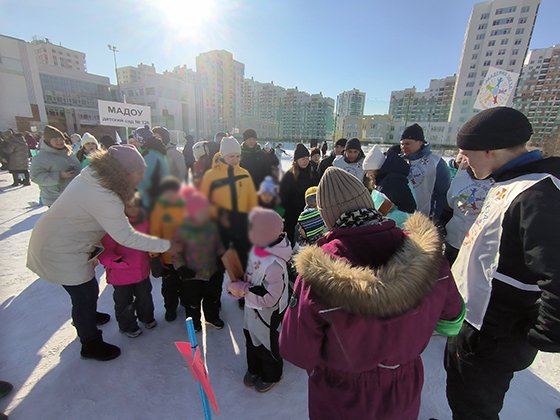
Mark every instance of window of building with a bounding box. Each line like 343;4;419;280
490;28;511;36
521;6;530;13
518;17;528;24
468;72;477;78
512;49;519;55
483;60;491;66
516;28;524;35
488;40;496;46
510;59;516;66
496;59;504;65
498;49;506;55
478;23;487;30
481;70;488;77
501;39;509;45
474;44;480;50
514;39;522;46
495;6;516;15
464;91;473;97
476;33;485;40
466;81;475;87
486;51;493;57
472;53;478;60
493;17;514;26
480;13;489;20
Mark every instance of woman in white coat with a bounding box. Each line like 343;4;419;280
27;145;170;361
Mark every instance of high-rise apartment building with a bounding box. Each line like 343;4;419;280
448;0;540;126
513;45;560;146
196;50;244;137
29;37;87;72
336;89;366;117
304;93;335;141
389;75;456;124
240;78;285;139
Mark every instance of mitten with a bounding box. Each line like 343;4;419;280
227;281;249;299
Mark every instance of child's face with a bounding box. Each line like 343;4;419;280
365;170;378;184
223;153;240;166
125;203;140;218
259;192;274;205
311;154;321;164
84;143;98;154
162;189;180;202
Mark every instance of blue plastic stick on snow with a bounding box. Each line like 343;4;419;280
186;317;212;420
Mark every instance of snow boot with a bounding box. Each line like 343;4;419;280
254;378;278;393
243;371;259;387
206;317;224;329
165;310;177;322
143;319;157;329
121;326;142;338
80;337;121;361
95;312;111;326
0;381;13;399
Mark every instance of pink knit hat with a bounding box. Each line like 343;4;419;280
248;207;284;247
180;185;198;202
185;192;209;219
108;145;146;174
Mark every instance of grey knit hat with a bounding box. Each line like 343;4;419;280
317;167;374;230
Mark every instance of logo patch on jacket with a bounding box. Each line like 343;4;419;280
289;293;298;308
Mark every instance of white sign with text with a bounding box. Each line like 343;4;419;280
98;100;151;128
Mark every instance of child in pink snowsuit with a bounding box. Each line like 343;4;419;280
99;194;157;337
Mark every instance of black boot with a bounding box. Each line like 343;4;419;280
0;381;13;399
80;337;121;361
96;312;111;325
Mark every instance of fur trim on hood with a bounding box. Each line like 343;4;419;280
294;212;442;318
88;150;135;204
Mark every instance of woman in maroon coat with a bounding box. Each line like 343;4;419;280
280;166;464;420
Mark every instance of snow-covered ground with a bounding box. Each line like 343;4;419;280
0;165;559;420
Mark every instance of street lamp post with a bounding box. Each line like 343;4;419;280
107;44;121;101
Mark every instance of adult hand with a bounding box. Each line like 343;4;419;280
60;169;76;179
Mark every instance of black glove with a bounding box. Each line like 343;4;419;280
150;257;163;278
177;266;196;280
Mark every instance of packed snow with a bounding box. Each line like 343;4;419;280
0;154;559;419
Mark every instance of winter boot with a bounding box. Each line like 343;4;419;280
143;319;157;329
243;371;259;387
80;337;121;361
0;381;13;399
121;326;142;338
254;378;278;393
205;317;224;329
165;309;177;322
95;312;111;326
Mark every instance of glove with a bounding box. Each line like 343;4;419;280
177;266;196;280
227;281;249;299
150;257;163;278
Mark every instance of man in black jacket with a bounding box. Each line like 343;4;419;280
240;129;273;189
446;107;560;419
318;138;347;177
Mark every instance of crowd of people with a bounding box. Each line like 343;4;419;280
0;105;557;419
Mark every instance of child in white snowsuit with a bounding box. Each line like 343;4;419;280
227;207;291;392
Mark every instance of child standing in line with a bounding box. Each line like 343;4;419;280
227;208;291;392
149;176;185;321
258;176;284;217
172;192;225;331
99;193;157;338
296;186;326;246
75;133;99;168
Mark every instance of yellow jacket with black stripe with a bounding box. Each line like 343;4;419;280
199;153;258;219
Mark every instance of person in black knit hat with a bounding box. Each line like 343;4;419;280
319;138;347;177
240;128;273;188
400;123;450;223
279;143;319;245
333;137;366;182
446;107;560;419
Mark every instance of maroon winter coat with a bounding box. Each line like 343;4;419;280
280;213;462;420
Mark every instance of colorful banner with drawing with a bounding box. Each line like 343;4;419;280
473;66;519;111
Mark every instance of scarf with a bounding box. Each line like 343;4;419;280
334;208;384;229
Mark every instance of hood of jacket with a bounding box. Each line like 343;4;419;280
88;151;135;204
262;234;292;262
494;155;560;183
142;136;167;156
40;138;73;156
378;152;410;179
404;143;432;161
294;212;442;318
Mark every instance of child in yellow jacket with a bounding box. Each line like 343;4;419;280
200;136;258;269
149;176;184;321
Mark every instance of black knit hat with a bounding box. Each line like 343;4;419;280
401;123;425;142
457;107;533;151
243;129;257;140
345;138;362;151
335;138;347;148
293;143;310;160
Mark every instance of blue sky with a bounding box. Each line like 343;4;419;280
1;0;558;114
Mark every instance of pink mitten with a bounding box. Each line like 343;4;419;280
227;281;249;299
